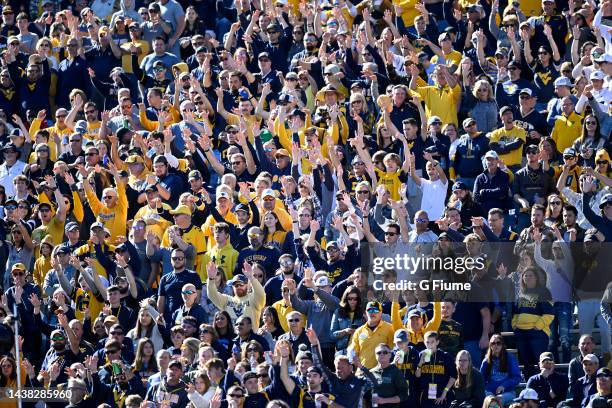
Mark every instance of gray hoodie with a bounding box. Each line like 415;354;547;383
109;0;142;26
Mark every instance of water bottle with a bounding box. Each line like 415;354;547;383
372;393;379;407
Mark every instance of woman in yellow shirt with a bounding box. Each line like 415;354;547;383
261;211;287;251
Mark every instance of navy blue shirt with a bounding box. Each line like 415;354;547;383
158;270;203;321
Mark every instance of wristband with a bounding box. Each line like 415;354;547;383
444;387;450;392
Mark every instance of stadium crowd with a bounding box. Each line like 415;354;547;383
0;0;610;407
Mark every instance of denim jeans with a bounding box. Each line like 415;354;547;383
578;299;611;354
548;302;573;363
516;329;549;379
486;390;516;406
464;340;484;369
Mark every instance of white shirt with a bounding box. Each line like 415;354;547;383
419;178;449;221
0;160;26;196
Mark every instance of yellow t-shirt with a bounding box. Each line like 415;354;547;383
272;300;307;332
349;321;395;369
394;0;419;27
226;113;262;144
414;84;462;126
134;204;173;240
162;224;207;277
431;50;463;69
31;216;65;259
70;287;104;322
375;168;408;201
488;126;528;167
120;40;150;74
551;112;584;153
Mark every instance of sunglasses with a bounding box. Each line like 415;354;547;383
110;332;124;336
288;318;300;323
105;349;119;354
171;257;185;261
596;161;608;165
12;271;25;276
5;205;16;210
228;394;244;398
51;336;66;341
490;341;502;345
549;201;562;206
86;152;98;156
376;350;390;355
181;290;195;295
385;231;397;236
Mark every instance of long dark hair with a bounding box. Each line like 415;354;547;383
213;311;235;338
579;114;602;142
338;285;363;319
484;334;508;378
261;306;281;329
0;356;17;386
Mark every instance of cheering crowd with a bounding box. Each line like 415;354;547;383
0;0;611;407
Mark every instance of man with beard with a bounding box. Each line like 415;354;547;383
234;226;281;276
264;254;300;305
39;328;80;387
145;360;189;407
207;261;266;331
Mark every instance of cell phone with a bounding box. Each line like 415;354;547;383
111;362;122;376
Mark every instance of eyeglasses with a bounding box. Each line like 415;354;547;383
234;322;246;326
86;152;98;156
288;318;300;323
247;347;258;352
230;161;244;165
416;218;428;223
228;394;244;398
263;197;275;202
103;195;115;200
385;231;397;236
171;256;185;261
563;155;576;160
257;373;269;378
549;201;562;206
519;95;531;99
105;349;119;354
490;341;502;345
376;350;390;355
110;331;124;336
85;109;96;114
51;336;66;341
181;290;195;295
596;161;608;165
538;51;549;55
586;121;597;125
12;271;25;276
56;114;67;118
5;205;16;210
70;139;82;142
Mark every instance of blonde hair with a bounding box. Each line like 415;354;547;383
472;79;494;101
